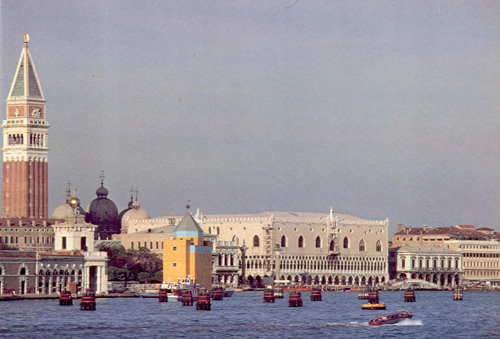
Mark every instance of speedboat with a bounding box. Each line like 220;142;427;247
368;310;413;326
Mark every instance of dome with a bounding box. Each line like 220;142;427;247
121;208;150;232
121;202;150;233
52;202;85;220
96;185;109;197
87;174;120;239
118;195;134;223
87;197;119;226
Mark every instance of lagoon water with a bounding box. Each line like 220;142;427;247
0;291;499;338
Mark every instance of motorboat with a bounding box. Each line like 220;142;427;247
361;303;386;310
368;310;413;326
161;277;202;302
223;287;235;297
139;289;159;298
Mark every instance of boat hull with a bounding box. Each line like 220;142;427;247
361;303;386;310
369;310;413;326
223;289;234;297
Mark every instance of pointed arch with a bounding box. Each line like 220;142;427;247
253;235;260;247
329;240;335;251
376;240;382;252
281;235;287;248
298;235;304;248
359;239;365;252
315;236;321;248
343;236;349;249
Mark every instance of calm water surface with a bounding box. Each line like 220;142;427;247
1;291;499;338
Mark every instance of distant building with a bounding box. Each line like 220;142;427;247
0;196;108;295
130;207;389;287
389;245;463;287
391;224;490;248
162;212;212;289
445;239;500;286
0;218;56;251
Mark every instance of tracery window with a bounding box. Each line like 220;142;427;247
343;237;349;249
281;235;287;248
298;236;304;248
359;240;365;251
376;240;382;252
253;235;260;247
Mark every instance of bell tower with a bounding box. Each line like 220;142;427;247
2;35;49;218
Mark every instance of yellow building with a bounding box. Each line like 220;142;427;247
163;212;212;289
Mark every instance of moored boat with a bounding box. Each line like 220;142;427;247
161;277;202;302
139;290;159;298
223;287;234;297
368;310;413;326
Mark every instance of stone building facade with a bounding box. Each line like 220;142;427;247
0;218;56;251
0;198;108;296
128;208;389;286
445;240;500;285
389;245;463;287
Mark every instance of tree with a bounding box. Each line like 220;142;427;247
97;243;163;282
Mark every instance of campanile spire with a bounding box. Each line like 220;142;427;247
2;35;49;218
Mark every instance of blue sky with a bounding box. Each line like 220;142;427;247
1;1;499;232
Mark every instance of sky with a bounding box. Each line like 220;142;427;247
0;1;498;233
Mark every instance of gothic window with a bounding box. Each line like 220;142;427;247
253;235;260;247
298;236;304;248
315;236;321;248
343;236;349;249
376;240;382;252
330;240;335;251
281;235;287;248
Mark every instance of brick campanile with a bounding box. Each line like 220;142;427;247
2;35;49;218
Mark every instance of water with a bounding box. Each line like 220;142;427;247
0;291;499;338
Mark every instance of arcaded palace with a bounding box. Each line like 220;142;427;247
122;208;390;286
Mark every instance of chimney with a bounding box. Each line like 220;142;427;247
397;224;404;232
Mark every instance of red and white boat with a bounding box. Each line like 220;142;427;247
368;310;413;326
160;277;202;302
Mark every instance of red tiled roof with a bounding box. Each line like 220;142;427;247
394;226;484;236
39;251;84;257
0;218;62;227
455;225;475;229
0;250;37;258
